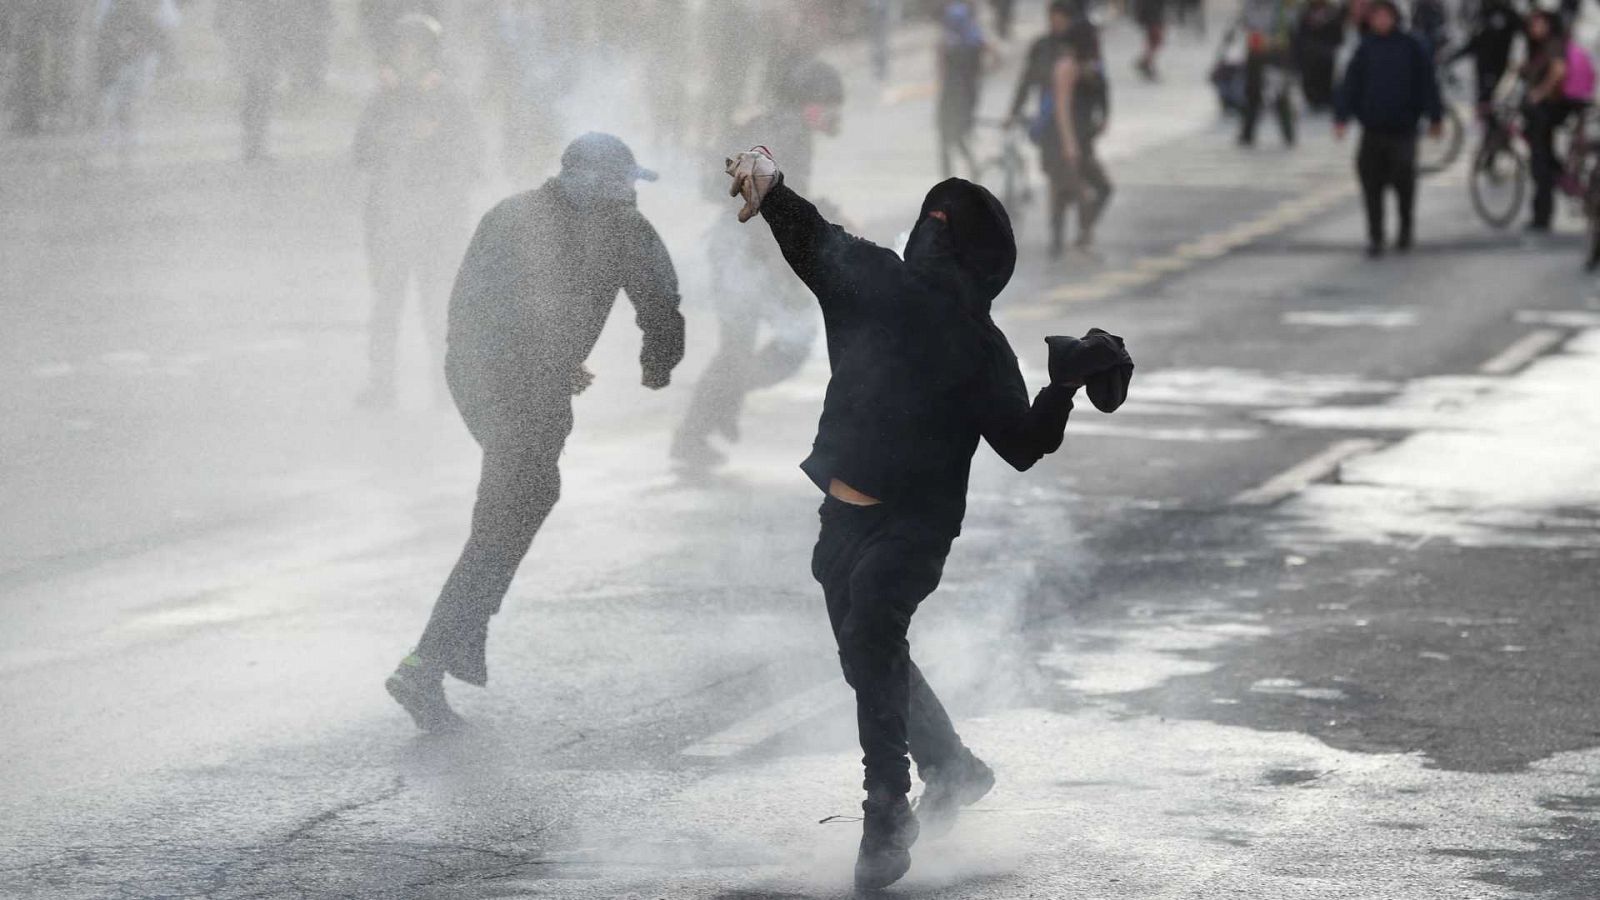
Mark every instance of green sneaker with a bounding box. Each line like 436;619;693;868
385;654;466;733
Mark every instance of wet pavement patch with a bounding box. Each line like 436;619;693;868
1433;792;1600;899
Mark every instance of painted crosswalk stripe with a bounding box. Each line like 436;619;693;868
1478;329;1567;375
1230;438;1383;506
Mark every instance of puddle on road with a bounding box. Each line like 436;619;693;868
1261;330;1600;550
494;708;1600;899
1039;613;1272;696
1128;367;1399;409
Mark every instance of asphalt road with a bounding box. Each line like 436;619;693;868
3;7;1599;900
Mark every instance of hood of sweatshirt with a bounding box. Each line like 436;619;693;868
903;177;1017;315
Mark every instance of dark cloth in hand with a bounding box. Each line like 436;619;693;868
1046;328;1133;412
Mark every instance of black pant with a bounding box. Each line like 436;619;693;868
1241;48;1295;145
676;308;811;447
1356;131;1418;247
811;498;966;795
1300;51;1337;110
365;224;457;394
1047;140;1114;249
416;404;572;685
1526;100;1573;228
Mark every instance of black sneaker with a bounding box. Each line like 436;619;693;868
855;788;920;890
915;751;996;839
385;654;466;733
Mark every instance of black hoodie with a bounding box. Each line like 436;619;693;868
758;177;1076;536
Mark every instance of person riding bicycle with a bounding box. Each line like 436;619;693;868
1446;0;1524;110
1521;9;1578;232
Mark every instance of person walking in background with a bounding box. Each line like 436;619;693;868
353;14;483;408
670;60;844;471
7;0;84;136
1334;0;1442;256
1010;1;1111;256
1295;0;1345;112
990;0;1017;39
1044;20;1113;255
93;0;178;167
1236;0;1298;146
1445;0;1522;110
720;145;1134;890
218;0;291;162
385;134;685;731
937;1;988;177
1133;0;1167;80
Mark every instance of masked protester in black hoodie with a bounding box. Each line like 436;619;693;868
724;147;1133;890
384;133;685;732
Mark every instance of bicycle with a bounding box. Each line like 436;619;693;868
1468;85;1600;267
1418;60;1468;173
975;117;1036;229
1469;86;1530;228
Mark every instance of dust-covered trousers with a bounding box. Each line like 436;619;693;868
364;202;468;390
415;396;574;685
677;230;817;445
811;497;967;794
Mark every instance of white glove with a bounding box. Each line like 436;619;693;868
725;146;780;223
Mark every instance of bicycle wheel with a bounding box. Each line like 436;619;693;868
1418;104;1466;174
999;146;1031;231
1469;134;1527;229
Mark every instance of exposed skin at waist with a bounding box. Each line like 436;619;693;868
828;477;882;506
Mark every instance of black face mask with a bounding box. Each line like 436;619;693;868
903;214;954;266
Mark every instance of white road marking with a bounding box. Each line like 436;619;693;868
1282;308;1419;329
1478;328;1566;375
1231;438;1382;506
1515;309;1600;328
681;679;850;758
1067;421;1262;442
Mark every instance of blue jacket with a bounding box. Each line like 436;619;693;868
1334;30;1444;136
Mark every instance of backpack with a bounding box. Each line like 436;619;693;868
1029;65;1109;144
1565;41;1596;102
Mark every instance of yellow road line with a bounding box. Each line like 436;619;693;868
1016;182;1356;319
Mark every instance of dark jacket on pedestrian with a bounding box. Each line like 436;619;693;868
759;176;1077;535
445;177;685;449
1447;0;1522;98
1009;26;1107;122
1334;29;1443;136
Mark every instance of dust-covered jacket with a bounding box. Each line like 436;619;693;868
445;180;685;449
